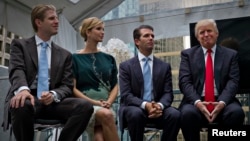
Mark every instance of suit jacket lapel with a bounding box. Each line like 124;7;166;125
152;57;161;99
198;47;205;89
214;46;223;91
50;42;60;82
132;57;144;97
133;57;143;83
28;36;38;69
152;57;159;87
50;42;61;85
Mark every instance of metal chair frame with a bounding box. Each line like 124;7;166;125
120;123;162;141
9;119;65;141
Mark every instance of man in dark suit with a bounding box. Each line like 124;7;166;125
2;4;93;141
119;25;181;141
179;19;245;141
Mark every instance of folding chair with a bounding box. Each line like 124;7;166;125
120;122;162;141
9;119;65;141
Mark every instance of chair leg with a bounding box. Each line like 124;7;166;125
45;128;54;141
9;126;13;141
144;130;161;141
120;131;123;141
148;130;159;141
126;130;130;141
55;128;59;141
35;130;41;141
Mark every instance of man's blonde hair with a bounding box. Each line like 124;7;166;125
194;19;218;38
31;4;56;32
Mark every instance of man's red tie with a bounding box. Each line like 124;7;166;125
205;49;215;112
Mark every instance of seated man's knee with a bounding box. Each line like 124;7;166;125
10;100;34;116
169;107;181;118
72;98;93;113
125;107;145;121
181;105;200;121
162;108;181;124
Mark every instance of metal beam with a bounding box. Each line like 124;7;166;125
71;0;110;27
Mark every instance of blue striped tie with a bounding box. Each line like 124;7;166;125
37;42;49;98
143;57;152;101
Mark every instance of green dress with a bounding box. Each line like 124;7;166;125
72;52;118;140
72;52;117;99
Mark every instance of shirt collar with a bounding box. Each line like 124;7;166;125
138;51;153;61
202;44;216;54
35;35;52;48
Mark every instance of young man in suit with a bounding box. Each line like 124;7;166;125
178;19;245;141
119;25;181;141
2;4;93;141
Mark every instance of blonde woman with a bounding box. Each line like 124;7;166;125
72;17;119;141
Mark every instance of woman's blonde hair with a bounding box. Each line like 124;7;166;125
79;17;104;41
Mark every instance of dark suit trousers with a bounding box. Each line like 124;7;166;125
180;102;245;141
123;106;181;141
10;98;93;141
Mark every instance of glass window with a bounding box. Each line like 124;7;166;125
7;31;12;38
0;25;3;34
0;41;2;52
4;58;9;66
5;43;10;54
14;34;20;39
